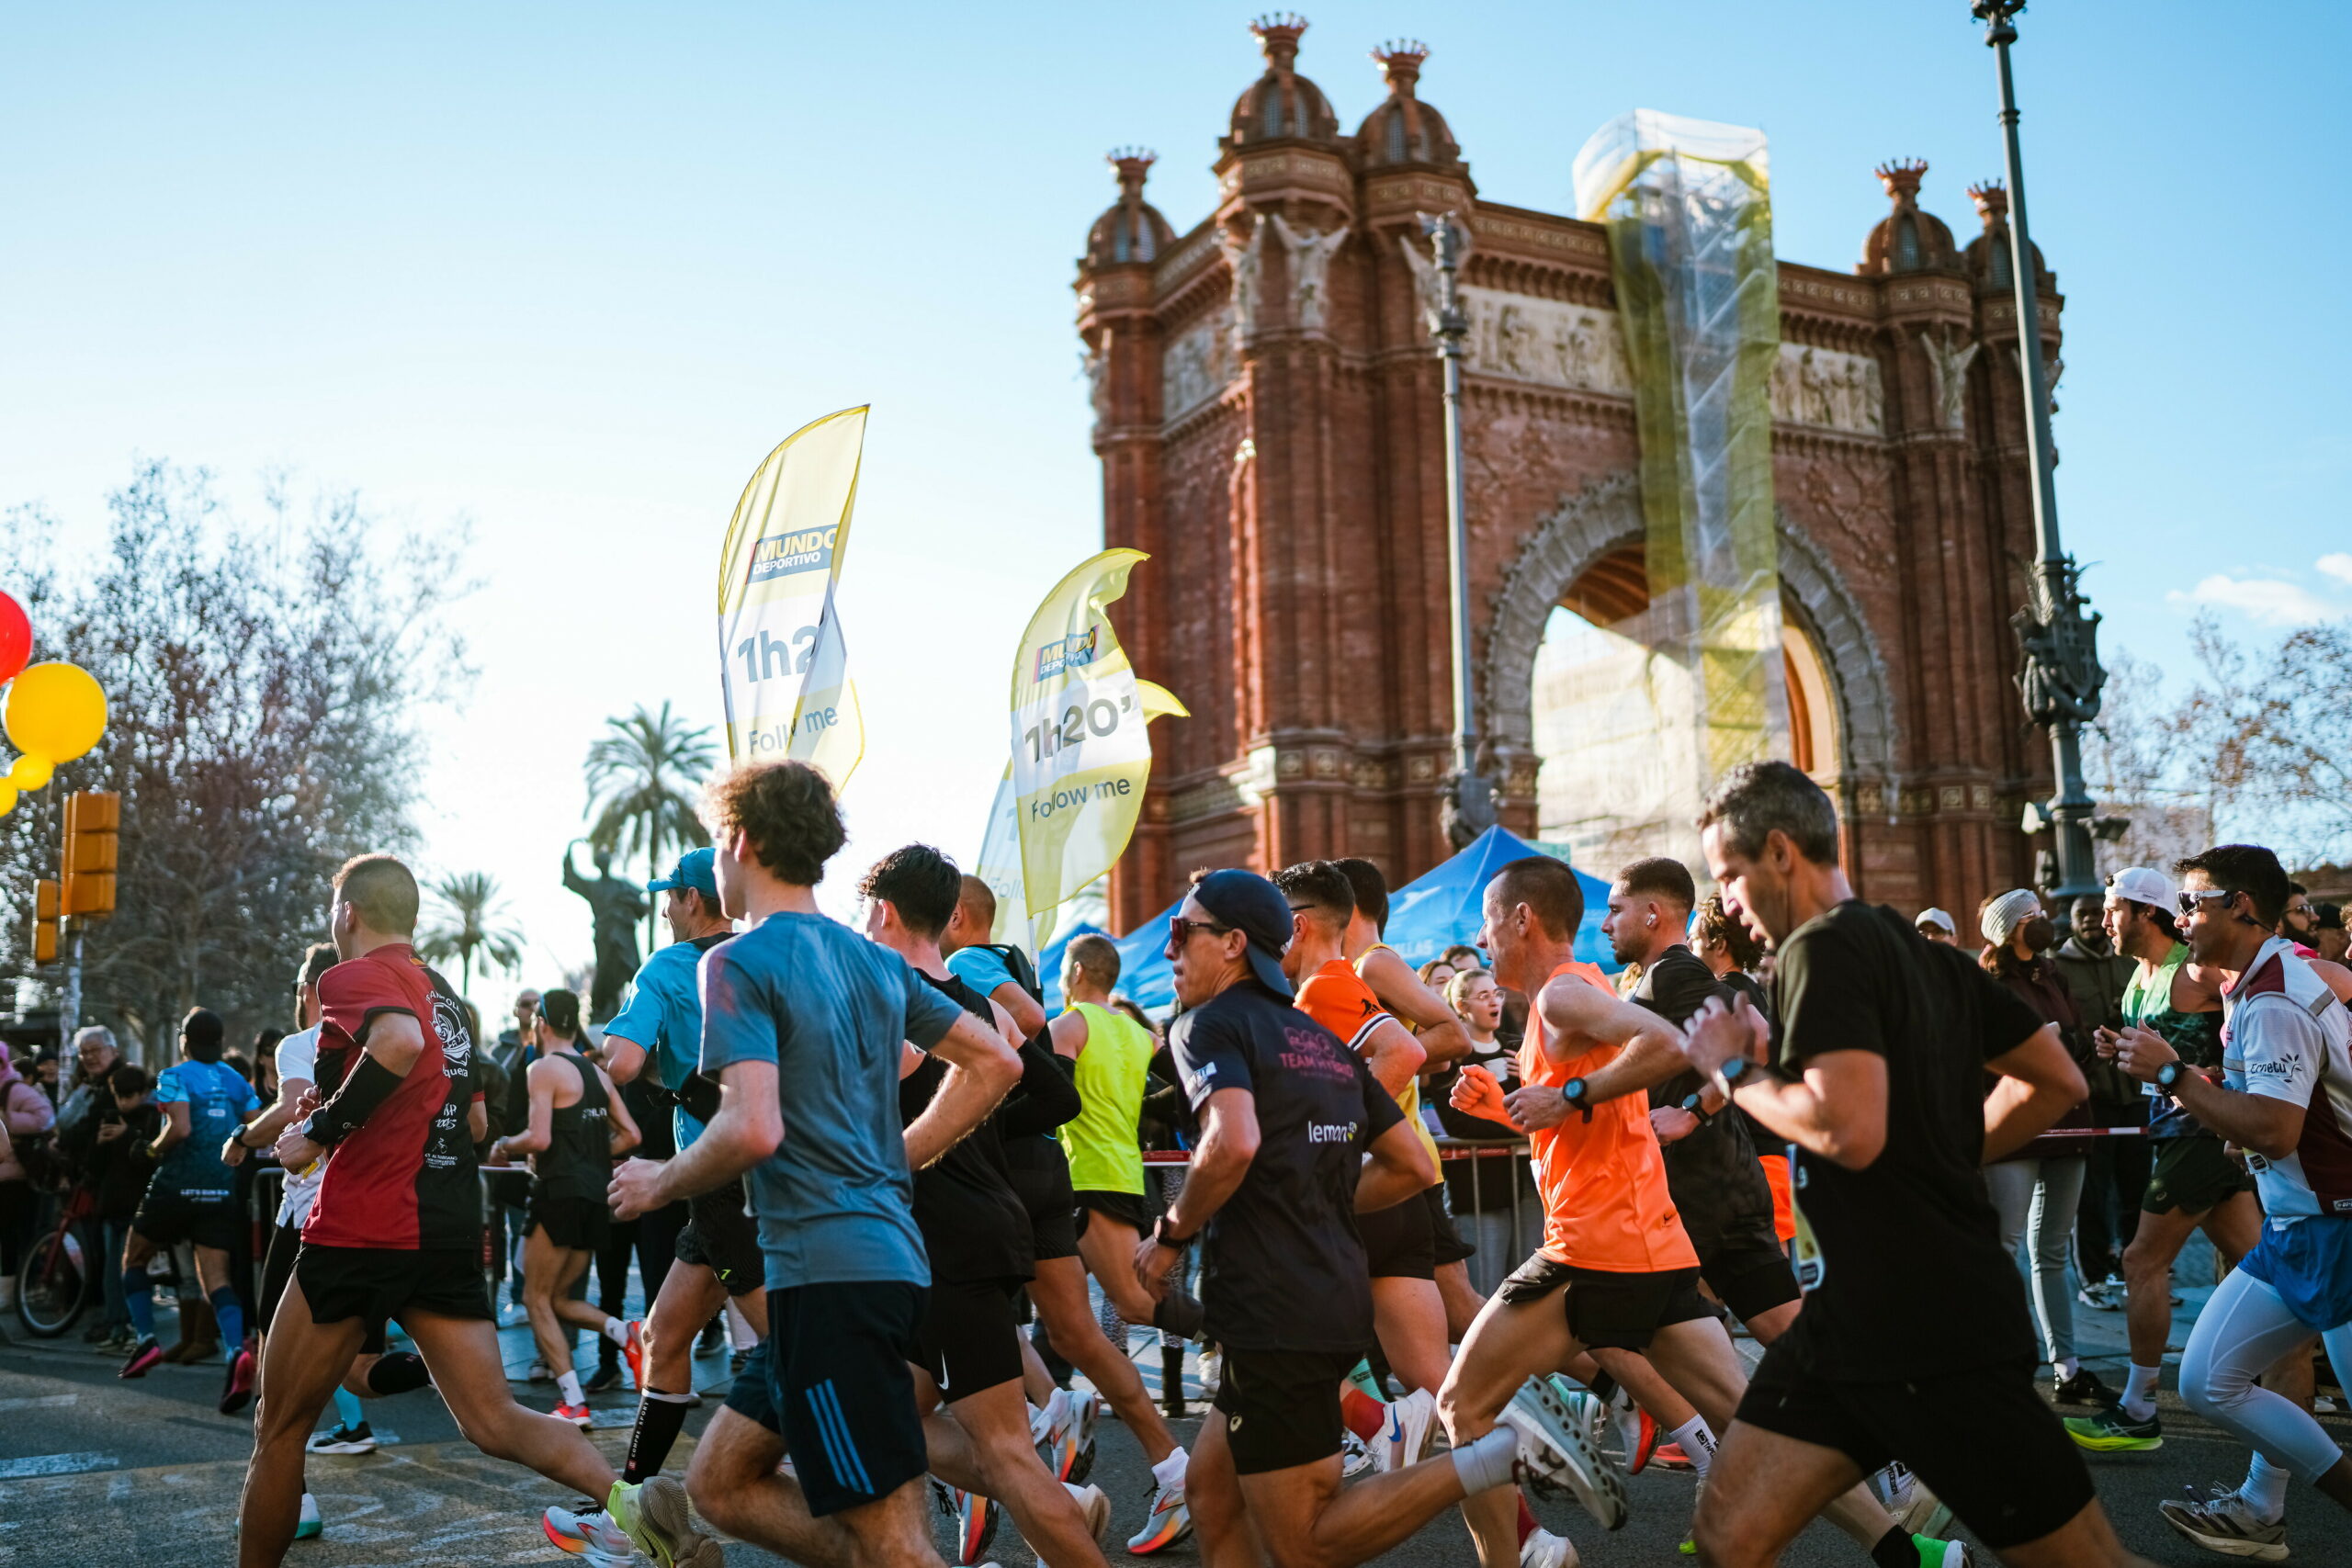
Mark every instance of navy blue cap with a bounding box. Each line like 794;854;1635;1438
1191;869;1295;997
648;847;718;897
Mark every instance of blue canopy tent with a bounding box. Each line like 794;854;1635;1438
1106;898;1182;1014
1035;920;1107;1010
1382;826;1611;969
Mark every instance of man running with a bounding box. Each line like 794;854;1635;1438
605;761;1022;1568
237;853;709;1568
119;1006;261;1416
1677;761;2143;1568
862;842;1112;1568
2064;866;2254;1455
597;846;769;1500
1046;931;1194;1551
1140;868;1603;1568
944;875;1049;1036
2100;844;2352;1560
490;988;639;1428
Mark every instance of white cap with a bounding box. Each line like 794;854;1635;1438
2106;866;2175;910
1914;907;1956;934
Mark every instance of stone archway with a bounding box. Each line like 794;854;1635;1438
1479;473;1897;818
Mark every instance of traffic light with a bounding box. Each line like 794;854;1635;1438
31;878;58;965
62;790;119;920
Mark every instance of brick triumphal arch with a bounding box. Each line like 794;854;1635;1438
1075;17;2068;933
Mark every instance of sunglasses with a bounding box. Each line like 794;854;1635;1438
2177;888;2236;917
1166;915;1233;956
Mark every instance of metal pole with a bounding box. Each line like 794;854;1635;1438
59;926;84;1055
1975;1;2104;901
1420;212;1498;849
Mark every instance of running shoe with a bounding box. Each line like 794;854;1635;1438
294;1492;322;1541
528;1357;552;1382
1340;1428;1374;1479
729;1346;751;1375
1050;1392;1099;1483
82;1317;116;1345
584;1362;625;1395
2076;1274;2124;1311
1068;1481;1110;1544
1498;1379;1628;1531
2051;1368;2120;1406
1125;1476;1193;1554
554;1400;594;1429
622;1319;647;1392
2064;1405;2163;1451
1520;1527;1577;1568
117;1336;164;1379
608;1476;724;1568
2158;1487;2288;1562
220;1343;258;1416
1196;1345;1223;1399
953;1485;998;1565
1551;1372;1656;1476
1913;1538;1976;1568
1650;1441;1694;1472
543;1501;637;1566
1375;1386;1438;1474
308;1421;378;1455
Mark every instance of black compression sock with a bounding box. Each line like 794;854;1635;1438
625;1389;696;1484
1869;1526;1915;1568
1149;1291;1204;1340
1587;1370;1620;1404
367;1352;431;1396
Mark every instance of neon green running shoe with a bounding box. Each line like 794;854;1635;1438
2064;1405;2164;1451
608;1476;724;1568
1915;1536;1975;1566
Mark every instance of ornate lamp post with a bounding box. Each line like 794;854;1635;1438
1973;0;2105;899
1420;211;1498;849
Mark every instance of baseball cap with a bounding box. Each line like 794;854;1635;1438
2105;866;2174;910
1189;869;1295;998
1913;907;1956;935
648;847;718;897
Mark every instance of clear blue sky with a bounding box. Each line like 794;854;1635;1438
5;2;2346;998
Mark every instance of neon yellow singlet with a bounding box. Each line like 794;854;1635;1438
1058;1001;1153;1196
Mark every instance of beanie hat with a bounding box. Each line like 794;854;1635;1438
1981;888;2041;949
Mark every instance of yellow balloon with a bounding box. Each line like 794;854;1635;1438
0;782;14;817
4;662;107;763
6;753;52;791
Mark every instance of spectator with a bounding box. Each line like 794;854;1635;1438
54;1026;122;1144
2314;901;2347;964
64;1064;162;1350
1430;966;1533;1292
1439;942;1482;973
2052;890;2149;1304
0;1041;58;1311
1915;906;1958;945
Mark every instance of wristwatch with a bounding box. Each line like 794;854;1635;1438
1718;1055;1754;1090
1560;1077;1594;1120
2154;1061;2188;1094
1678;1090;1713;1123
1152;1214;1192;1250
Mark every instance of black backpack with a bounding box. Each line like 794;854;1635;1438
974;943;1046;1008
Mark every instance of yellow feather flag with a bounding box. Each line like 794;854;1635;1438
715;406;867;789
1011;550;1170;938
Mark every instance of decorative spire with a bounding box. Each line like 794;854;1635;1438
1874;157;1928;206
1250;12;1308;71
1372;39;1428;96
1966;178;2008;229
1108;147;1157;196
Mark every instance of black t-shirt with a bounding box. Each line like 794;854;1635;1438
1169;979;1405;1354
902;972;1034;1284
1769;901;2043;1378
1635;947;1776;1251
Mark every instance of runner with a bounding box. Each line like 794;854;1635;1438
1676;761;2143;1568
1687;894;1796;1250
1142;869;1606;1568
490;988;640;1429
2064;867;2255;1455
118;1006;261;1417
945;874;1050;1037
2100;844;2352;1560
862;843;1113;1568
1046;931;1194;1552
1330;857;1482;1340
597;845;770;1505
236;853;709;1568
603;761;1023;1568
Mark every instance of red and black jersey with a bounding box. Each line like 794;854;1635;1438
304;943;483;1250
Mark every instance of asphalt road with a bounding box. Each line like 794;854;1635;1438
1;1287;2346;1567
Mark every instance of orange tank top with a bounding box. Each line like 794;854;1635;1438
1521;962;1700;1274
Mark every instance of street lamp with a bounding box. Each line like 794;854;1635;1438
1419;210;1498;850
1973;0;2105;901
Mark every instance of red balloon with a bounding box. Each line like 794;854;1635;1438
0;594;28;685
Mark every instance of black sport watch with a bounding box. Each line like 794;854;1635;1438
2155;1060;2188;1094
1718;1055;1753;1089
1560;1077;1594;1121
1152;1214;1192;1250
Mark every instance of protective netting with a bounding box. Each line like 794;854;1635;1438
1572;111;1789;853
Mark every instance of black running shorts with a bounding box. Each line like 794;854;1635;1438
297;1244;491;1355
1499;1252;1713;1351
1358;1191;1436;1280
528;1195;610;1252
133;1184;242;1254
259;1222;303;1333
1736;1347;2094;1551
674;1179;763;1297
1004;1139;1079;1263
722;1280;930;1518
2142;1135;2256;1217
1214;1348;1362;1474
1072;1187;1154;1238
1695;1234;1802;1325
1422;1185;1476;1267
912;1275;1027;1404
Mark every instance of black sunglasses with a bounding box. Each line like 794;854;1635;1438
1166;915;1233;955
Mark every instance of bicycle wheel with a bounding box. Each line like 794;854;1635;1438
16;1225;92;1337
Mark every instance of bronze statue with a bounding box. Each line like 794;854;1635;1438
563;840;646;1022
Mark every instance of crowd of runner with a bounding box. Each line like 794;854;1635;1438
10;754;2351;1568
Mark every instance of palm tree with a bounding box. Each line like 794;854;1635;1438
584;701;717;949
418;871;526;1002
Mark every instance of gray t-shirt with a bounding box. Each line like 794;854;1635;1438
698;911;966;1290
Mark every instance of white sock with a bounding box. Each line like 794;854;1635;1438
2121;1362;2161;1423
1152;1448;1189;1488
1668;1416;1716;1478
2240;1452;2292;1524
2054;1356;2079;1381
602;1317;627;1346
298;1493;320;1525
724;1299;758;1351
557;1370;583;1404
1452;1427;1519;1495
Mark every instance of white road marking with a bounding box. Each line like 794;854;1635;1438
0;1452;119;1478
0;1393;76;1411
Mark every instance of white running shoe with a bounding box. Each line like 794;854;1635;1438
1499;1378;1628;1531
543;1502;636;1566
1125;1476;1193;1554
293;1492;322;1541
1067;1481;1110;1544
1196;1346;1223;1399
1340;1428;1374;1479
1032;1387;1069;1450
1520;1526;1578;1568
1054;1393;1099;1484
2158;1486;2288;1562
1374;1386;1438;1474
306;1421;377;1455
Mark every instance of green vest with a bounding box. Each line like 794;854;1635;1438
1058;1001;1153;1195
